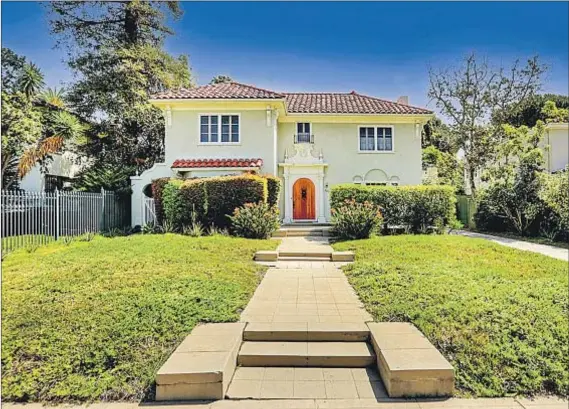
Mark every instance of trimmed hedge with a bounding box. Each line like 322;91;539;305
159;174;269;230
264;175;282;208
150;177;170;226
205;175;268;228
330;184;456;231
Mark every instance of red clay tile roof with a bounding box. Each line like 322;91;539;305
153;82;284;100
172;158;263;168
153;82;432;115
283;92;432;115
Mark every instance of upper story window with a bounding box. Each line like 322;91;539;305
200;115;240;143
358;126;394;152
295;122;313;144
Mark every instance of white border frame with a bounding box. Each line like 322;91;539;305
357;125;395;153
198;113;242;145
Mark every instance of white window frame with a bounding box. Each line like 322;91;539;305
357;125;395;153
296;122;312;143
198;113;241;145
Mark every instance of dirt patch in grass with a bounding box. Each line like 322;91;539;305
333;235;568;397
1;234;276;402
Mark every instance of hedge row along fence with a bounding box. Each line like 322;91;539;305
331;184;457;232
152;174;281;229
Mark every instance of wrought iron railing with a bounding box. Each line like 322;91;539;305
294;133;314;144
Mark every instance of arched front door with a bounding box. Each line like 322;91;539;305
293;178;315;220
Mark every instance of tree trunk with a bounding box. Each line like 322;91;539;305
468;164;477;198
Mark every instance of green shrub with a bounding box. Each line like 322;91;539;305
157;175;269;230
540;168;569;239
264;175;282;208
330;185;456;232
229;202;280;239
161;179;185;230
331;199;383;240
205;175;268;228
151;177;170;226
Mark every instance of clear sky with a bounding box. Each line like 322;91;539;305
2;1;568;110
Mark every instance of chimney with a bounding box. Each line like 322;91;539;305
397;96;409;105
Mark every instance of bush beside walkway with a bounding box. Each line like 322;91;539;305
333;235;568;397
1;234;277;402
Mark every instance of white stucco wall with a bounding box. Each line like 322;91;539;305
165;109;276;174
277;122;422;218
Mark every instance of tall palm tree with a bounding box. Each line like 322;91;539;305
18;63;44;99
17;111;87;178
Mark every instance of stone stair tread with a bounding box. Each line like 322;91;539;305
238;341;375;367
244;322;370;341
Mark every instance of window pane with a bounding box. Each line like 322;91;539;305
200;132;208;143
211;123;218;139
297;123;303;133
384;127;392;137
377;138;385;150
385;138;393;151
222;115;230;125
200;116;209;125
211;131;218;142
221;122;230;142
211;116;218;125
231;115;238;124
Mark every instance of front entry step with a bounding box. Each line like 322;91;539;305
238;341;375;367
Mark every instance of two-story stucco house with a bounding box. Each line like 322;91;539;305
131;82;433;226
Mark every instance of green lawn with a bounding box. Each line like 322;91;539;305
333;235;568;398
1;234;277;402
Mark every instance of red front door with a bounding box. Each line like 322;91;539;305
293;178;315;220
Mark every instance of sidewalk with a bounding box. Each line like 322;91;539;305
452;230;568;261
3;396;566;409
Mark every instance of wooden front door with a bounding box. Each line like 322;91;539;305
293;178;315;220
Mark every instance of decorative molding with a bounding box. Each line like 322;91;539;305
283;143;324;165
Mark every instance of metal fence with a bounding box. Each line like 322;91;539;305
1;189;130;253
142;197;156;226
457;195;476;228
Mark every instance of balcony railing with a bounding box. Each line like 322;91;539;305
294;133;314;144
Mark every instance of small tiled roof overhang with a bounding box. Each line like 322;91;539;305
283;91;433;115
172;158;264;169
153;82;284;100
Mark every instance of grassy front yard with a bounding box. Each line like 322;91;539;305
333;235;568;398
1;234;277;402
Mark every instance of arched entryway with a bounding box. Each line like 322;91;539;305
293;178;315;220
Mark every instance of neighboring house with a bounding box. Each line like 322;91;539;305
463;121;569;195
19;152;85;192
542;122;569;173
131;82;433;226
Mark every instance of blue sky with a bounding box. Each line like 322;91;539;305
2;1;568;110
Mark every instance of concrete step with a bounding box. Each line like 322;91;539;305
278;250;332;258
277;256;332;262
244;323;370;342
238;341;375;367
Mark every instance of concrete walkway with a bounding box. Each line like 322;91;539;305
241;236;372;324
3;396;567;409
453;230;568;261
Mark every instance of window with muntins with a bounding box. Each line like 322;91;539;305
296;122;312;143
359;126;393;152
200;115;239;143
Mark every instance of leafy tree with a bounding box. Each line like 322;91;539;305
74;163;135;195
428;54;545;197
1;47;26;92
1;92;43;188
422;145;464;193
48;1;193;176
421;118;456;154
541;100;569;123
1;48;88;185
210;75;233;84
495;94;569;127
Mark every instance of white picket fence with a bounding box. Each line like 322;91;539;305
1;189;130;253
